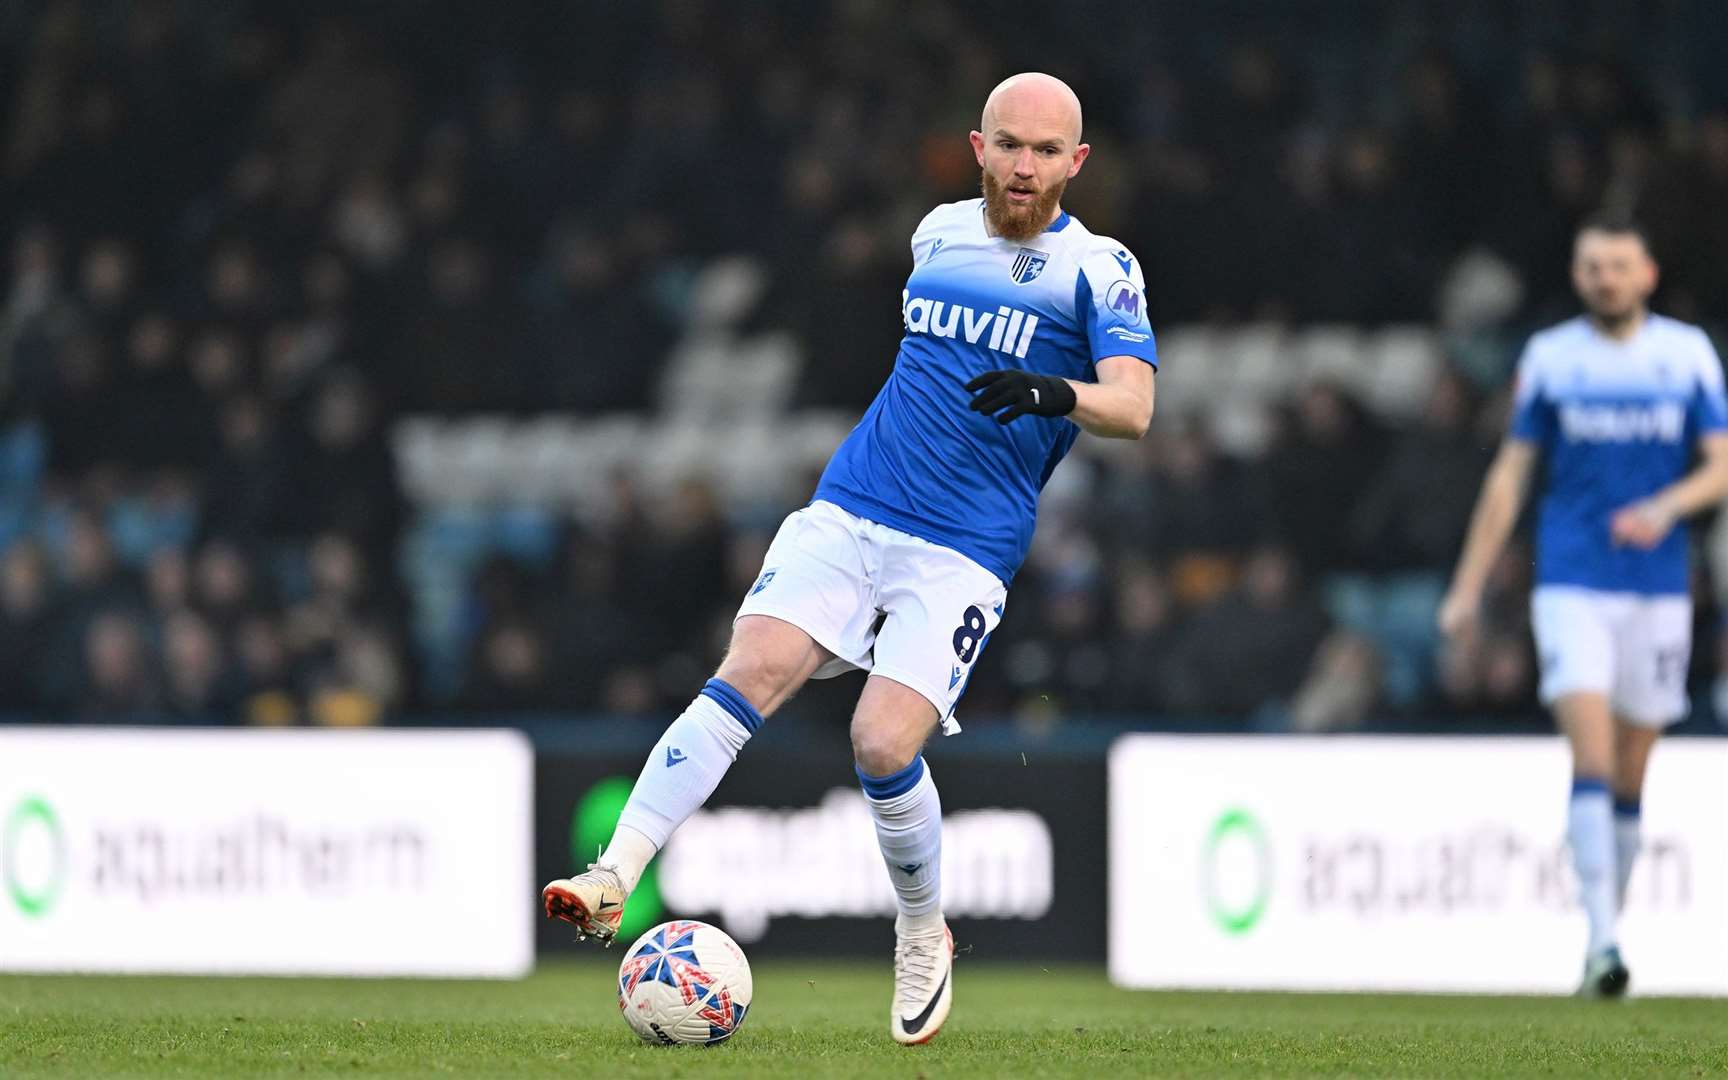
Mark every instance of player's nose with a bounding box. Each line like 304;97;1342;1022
1013;149;1036;176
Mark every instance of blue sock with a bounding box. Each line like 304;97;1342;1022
1568;777;1617;957
858;756;943;927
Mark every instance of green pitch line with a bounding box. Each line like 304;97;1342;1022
2;959;1726;1078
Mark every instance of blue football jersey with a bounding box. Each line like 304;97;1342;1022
814;199;1159;583
1509;314;1728;595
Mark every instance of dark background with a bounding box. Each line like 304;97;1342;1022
3;0;1728;735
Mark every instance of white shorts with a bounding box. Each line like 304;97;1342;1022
736;500;1008;734
1530;585;1692;728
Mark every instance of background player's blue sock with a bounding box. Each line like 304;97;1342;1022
1568;777;1617;957
858;756;943;930
609;678;761;890
1613;796;1642;913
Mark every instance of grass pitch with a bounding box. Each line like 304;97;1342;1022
3;958;1726;1078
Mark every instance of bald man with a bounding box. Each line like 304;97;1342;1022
543;73;1158;1045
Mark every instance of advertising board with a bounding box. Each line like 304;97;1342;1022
1109;735;1728;994
537;746;1103;958
0;728;534;976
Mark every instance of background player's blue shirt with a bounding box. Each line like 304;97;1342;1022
1509;314;1728;595
814;199;1159;583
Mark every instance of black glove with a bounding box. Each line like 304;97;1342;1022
965;369;1077;424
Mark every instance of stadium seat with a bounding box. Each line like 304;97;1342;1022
685;256;769;331
0;423;44;505
491;506;561;566
390;419;450;504
1322;572;1446;708
107;496;197;566
0;502;30;554
1153;326;1219;416
1208;399;1276;458
659;336;738;420
1228;323;1297;406
419;506;494;562
726;331;801;417
1364;327;1443;420
509;417;583;504
1294;324;1372;398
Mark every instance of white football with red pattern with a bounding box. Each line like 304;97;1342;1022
617;920;753;1045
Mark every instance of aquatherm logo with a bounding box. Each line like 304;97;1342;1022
4;796;66;918
1202;807;1271;936
570;778;661;938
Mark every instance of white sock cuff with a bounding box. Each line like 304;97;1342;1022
698;677;763;746
688;691;752;755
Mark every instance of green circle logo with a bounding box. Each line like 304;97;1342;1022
1202;807;1271;936
5;796;66;918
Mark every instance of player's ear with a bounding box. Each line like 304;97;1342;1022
1068;143;1091;178
969;130;986;167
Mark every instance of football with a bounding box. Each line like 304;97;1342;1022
616;920;753;1045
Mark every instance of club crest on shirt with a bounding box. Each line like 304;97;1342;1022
1010;248;1049;285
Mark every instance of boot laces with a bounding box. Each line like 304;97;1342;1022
894;931;944;1001
581;863;623;888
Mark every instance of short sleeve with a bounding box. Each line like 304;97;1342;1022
909;208;945;267
1689;330;1728;435
1507;340;1553;445
1076;242;1158;368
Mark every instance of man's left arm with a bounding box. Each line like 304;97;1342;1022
1611;432;1728;548
1069;355;1154;439
965;241;1158;438
1614;340;1728;549
963;357;1154;438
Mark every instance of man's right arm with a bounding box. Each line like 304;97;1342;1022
1438;439;1538;637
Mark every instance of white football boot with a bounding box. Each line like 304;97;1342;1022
541;864;628;944
891;915;954;1045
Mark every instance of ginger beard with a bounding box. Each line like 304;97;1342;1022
981;167;1067;243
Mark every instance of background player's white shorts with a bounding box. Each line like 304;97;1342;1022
736;500;1008;734
1530;585;1692;727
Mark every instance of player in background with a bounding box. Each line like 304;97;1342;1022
1439;216;1728;997
543;72;1157;1043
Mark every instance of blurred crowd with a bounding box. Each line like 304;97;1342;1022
3;0;1728;727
